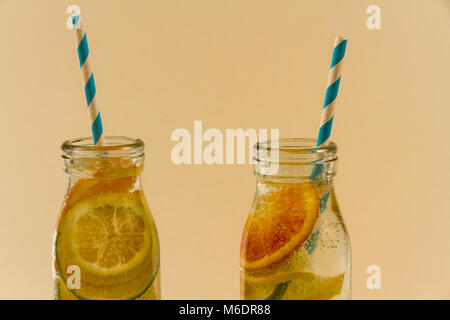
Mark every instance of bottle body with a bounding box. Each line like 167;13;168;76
53;137;161;300
240;139;350;300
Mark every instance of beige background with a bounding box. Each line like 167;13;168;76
0;0;449;299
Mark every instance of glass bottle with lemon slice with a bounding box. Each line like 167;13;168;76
240;138;350;300
53;136;161;300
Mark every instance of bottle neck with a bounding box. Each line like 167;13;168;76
254;162;336;184
253;138;338;183
61;136;146;180
63;156;145;179
65;158;144;196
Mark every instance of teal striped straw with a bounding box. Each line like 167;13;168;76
310;36;347;181
72;14;104;146
305;37;347;255
316;36;347;148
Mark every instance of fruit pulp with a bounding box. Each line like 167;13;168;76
53;162;160;300
240;180;350;300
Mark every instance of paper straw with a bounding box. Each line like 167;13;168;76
311;36;347;181
305;37;348;255
72;14;104;146
316;36;347;147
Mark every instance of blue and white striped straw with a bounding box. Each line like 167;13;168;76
304;37;348;255
316;36;347;147
310;37;347;181
72;14;104;146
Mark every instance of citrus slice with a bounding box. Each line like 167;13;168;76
56;278;78;300
56;267;159;300
61;175;133;214
243;271;345;300
55;192;156;299
241;182;319;270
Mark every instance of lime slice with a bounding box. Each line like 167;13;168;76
265;281;290;300
245;272;345;300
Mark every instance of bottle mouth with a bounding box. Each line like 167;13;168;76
253;138;337;180
62;136;145;159
254;138;337;164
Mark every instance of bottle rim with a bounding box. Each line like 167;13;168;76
61;136;144;159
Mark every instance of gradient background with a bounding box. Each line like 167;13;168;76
0;0;449;299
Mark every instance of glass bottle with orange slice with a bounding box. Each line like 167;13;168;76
240;138;350;300
52;136;161;300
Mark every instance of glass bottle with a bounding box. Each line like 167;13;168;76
240;138;350;300
53;136;161;300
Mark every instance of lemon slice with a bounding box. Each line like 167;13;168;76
55;192;156;299
241;182;319;270
244;271;345;300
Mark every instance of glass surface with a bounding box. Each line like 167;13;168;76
240;138;350;300
52;136;161;300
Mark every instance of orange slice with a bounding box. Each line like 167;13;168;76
241;182;319;270
58;175;134;230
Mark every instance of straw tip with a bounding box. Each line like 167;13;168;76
335;36;348;41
